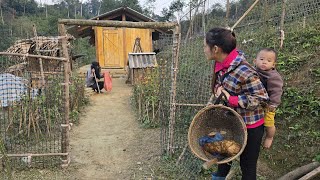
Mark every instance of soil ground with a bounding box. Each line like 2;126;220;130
68;77;161;179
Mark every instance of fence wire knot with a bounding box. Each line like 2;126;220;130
61;123;73;130
172;67;179;72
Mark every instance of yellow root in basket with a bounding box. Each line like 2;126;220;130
203;140;241;157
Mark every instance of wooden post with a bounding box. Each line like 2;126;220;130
58;23;71;168
58;19;177;29
32;25;46;89
279;0;286;49
167;25;181;156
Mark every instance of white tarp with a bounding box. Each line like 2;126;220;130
0;73;37;107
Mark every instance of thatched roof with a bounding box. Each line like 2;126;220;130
4;35;74;73
5;36;74;59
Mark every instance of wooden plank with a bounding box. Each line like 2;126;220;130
94;27;99;64
119;28;124;68
125;28;152;55
95;27;104;65
122;27;126;68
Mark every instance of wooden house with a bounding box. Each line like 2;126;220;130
70;7;165;69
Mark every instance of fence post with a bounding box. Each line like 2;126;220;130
280;0;286;49
58;23;71;168
32;25;46;89
167;24;181;156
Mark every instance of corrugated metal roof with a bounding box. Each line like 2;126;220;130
128;53;157;69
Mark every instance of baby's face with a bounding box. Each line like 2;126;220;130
254;50;276;71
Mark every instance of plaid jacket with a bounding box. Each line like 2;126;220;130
215;52;269;125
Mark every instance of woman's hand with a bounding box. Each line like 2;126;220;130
216;86;230;100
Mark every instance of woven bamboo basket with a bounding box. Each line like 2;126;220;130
188;104;247;164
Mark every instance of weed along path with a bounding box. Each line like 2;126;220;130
68;77;161;179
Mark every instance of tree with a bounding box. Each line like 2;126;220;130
100;0;120;14
119;0;143;13
209;3;225;18
154;0;184;22
4;0;38;16
142;0;155;17
85;0;101;17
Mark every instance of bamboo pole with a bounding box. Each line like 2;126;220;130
279;0;286;49
280;0;286;31
176;143;188;165
0;3;4;25
173;103;206;107
298;166;320;180
7;152;68;157
202;0;206;35
19;105;23;132
167;25;181;156
225;0;230;26
33;25;46;89
58;19;177;29
279;162;320;180
0;52;67;61
231;0;260;31
58;23;71;168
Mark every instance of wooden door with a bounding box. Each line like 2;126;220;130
103;29;122;67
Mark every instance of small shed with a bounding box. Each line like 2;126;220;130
70;7;164;69
128;52;157;85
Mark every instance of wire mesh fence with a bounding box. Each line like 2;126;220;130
0;23;86;170
0;39;65;169
151;0;320;179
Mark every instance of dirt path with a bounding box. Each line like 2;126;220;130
68;78;161;179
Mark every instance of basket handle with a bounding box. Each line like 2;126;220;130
202;158;218;170
213;91;227;105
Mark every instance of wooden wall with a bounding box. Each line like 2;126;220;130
95;27;153;69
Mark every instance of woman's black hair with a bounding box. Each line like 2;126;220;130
91;61;102;79
205;27;236;54
91;61;100;68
